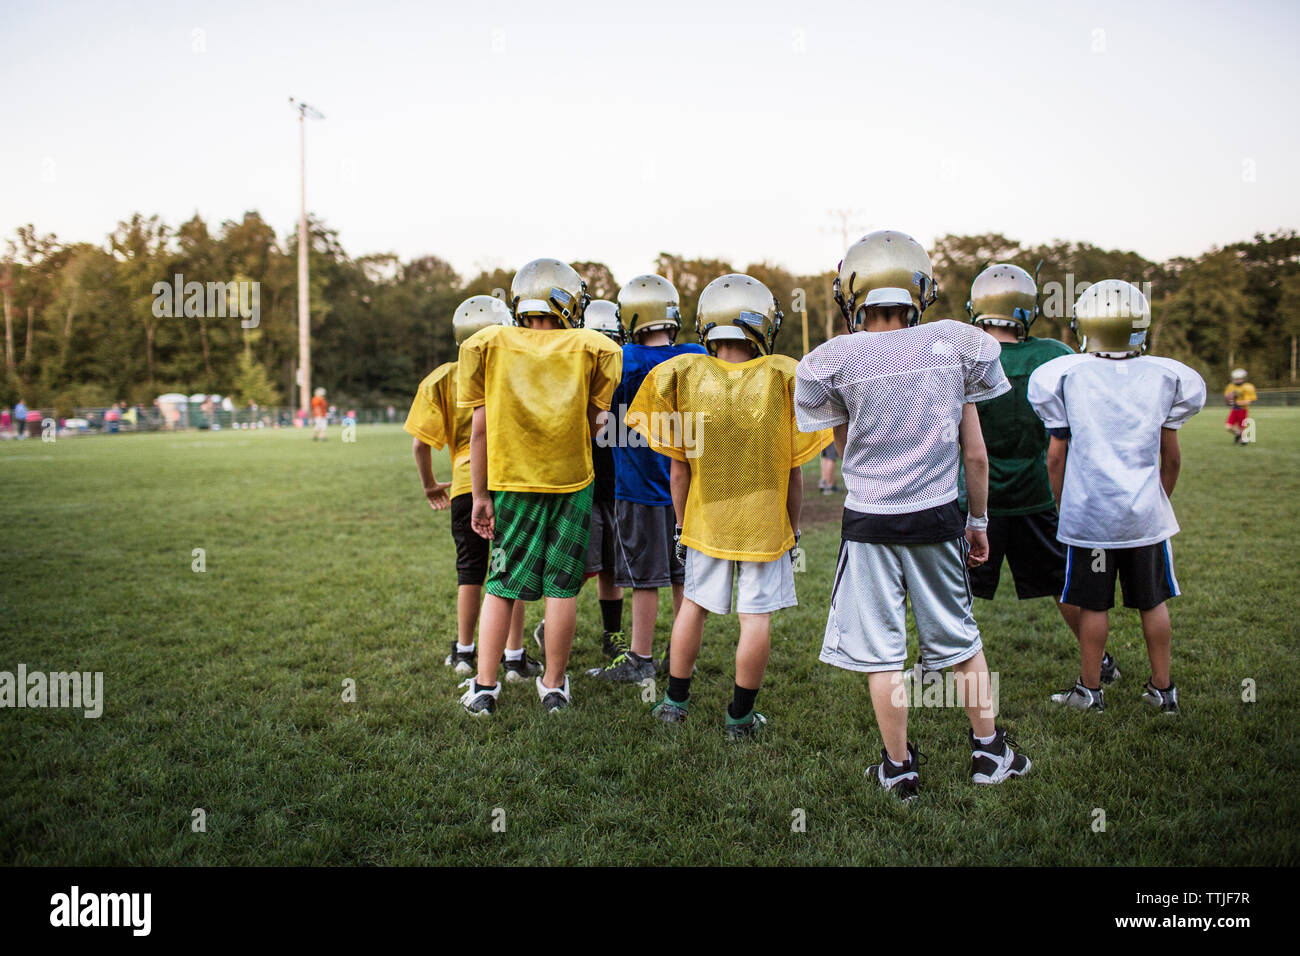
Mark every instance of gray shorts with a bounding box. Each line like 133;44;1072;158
683;547;797;615
820;538;982;672
585;499;617;576
611;500;684;589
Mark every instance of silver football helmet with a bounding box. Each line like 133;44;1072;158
583;299;624;344
968;263;1038;338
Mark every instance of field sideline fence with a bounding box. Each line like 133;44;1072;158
0;404;404;437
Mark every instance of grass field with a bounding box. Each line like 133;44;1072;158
2;409;1298;866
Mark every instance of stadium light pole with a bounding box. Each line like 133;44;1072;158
290;97;324;414
820;209;863;341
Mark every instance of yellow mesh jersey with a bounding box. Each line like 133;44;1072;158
404;362;473;500
627;353;831;561
1224;382;1257;406
458;324;622;493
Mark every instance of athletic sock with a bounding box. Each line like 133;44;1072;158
727;683;759;719
456;642;475;653
473;680;497;693
974;731;997;747
600;598;623;634
667;675;692;704
886;753;907;769
503;647;523;661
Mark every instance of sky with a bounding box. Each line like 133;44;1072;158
2;0;1298;282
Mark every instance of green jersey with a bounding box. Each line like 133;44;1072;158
960;336;1074;516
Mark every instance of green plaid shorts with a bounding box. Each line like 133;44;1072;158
486;483;593;600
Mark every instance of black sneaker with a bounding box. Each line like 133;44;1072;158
1142;680;1179;714
970;727;1031;785
503;650;543;682
602;630;627;660
458;678;498;716
866;742;923;802
651;694;688;723
536;675;571;713
1051;679;1104;711
585;650;655;683
1099;652;1121;685
724;709;768;741
444;641;476;677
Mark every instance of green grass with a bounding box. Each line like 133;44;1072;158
1;410;1298;866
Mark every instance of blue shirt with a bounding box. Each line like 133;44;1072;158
612;341;707;505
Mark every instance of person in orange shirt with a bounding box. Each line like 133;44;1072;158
1223;368;1257;444
311;387;329;441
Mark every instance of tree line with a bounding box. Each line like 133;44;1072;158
2;212;1297;415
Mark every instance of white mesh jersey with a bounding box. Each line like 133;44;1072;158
795;319;1010;514
1028;353;1206;549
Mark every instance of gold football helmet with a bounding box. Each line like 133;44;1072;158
834;230;938;331
618;274;682;342
968;263;1038;338
583;299;624;344
695;273;783;357
1071;279;1151;354
453;294;511;345
510;258;589;328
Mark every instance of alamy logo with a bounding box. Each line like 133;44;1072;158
892;663;999;718
0;665;103;718
50;886;151;936
152;273;260;328
597;407;707;459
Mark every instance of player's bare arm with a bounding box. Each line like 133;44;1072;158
1046;435;1069;513
958;402;990;566
786;465;803;551
669;456;690;529
469;405;493;539
1160;427;1182;498
412;435;452;511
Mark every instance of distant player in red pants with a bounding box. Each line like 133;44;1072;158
1223;368;1256;444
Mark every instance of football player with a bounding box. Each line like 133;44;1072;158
1224;368;1257;443
575;299;628;661
456;259;622;715
961;264;1118;684
629;274;831;738
586;276;707;683
795;230;1030;801
1029;280;1206;714
404;295;537;682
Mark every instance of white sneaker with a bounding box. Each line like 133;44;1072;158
458;678;499;716
536;674;571;713
970;728;1032;785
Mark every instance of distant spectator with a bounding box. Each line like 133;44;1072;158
14;400;28;440
1;406;11;437
311;388;328;440
25;406;42;439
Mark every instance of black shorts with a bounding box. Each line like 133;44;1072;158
612;500;684;589
585;499;617;576
1060;540;1181;612
968;509;1068;600
450;493;490;586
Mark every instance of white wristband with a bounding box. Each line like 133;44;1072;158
966;512;989;532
